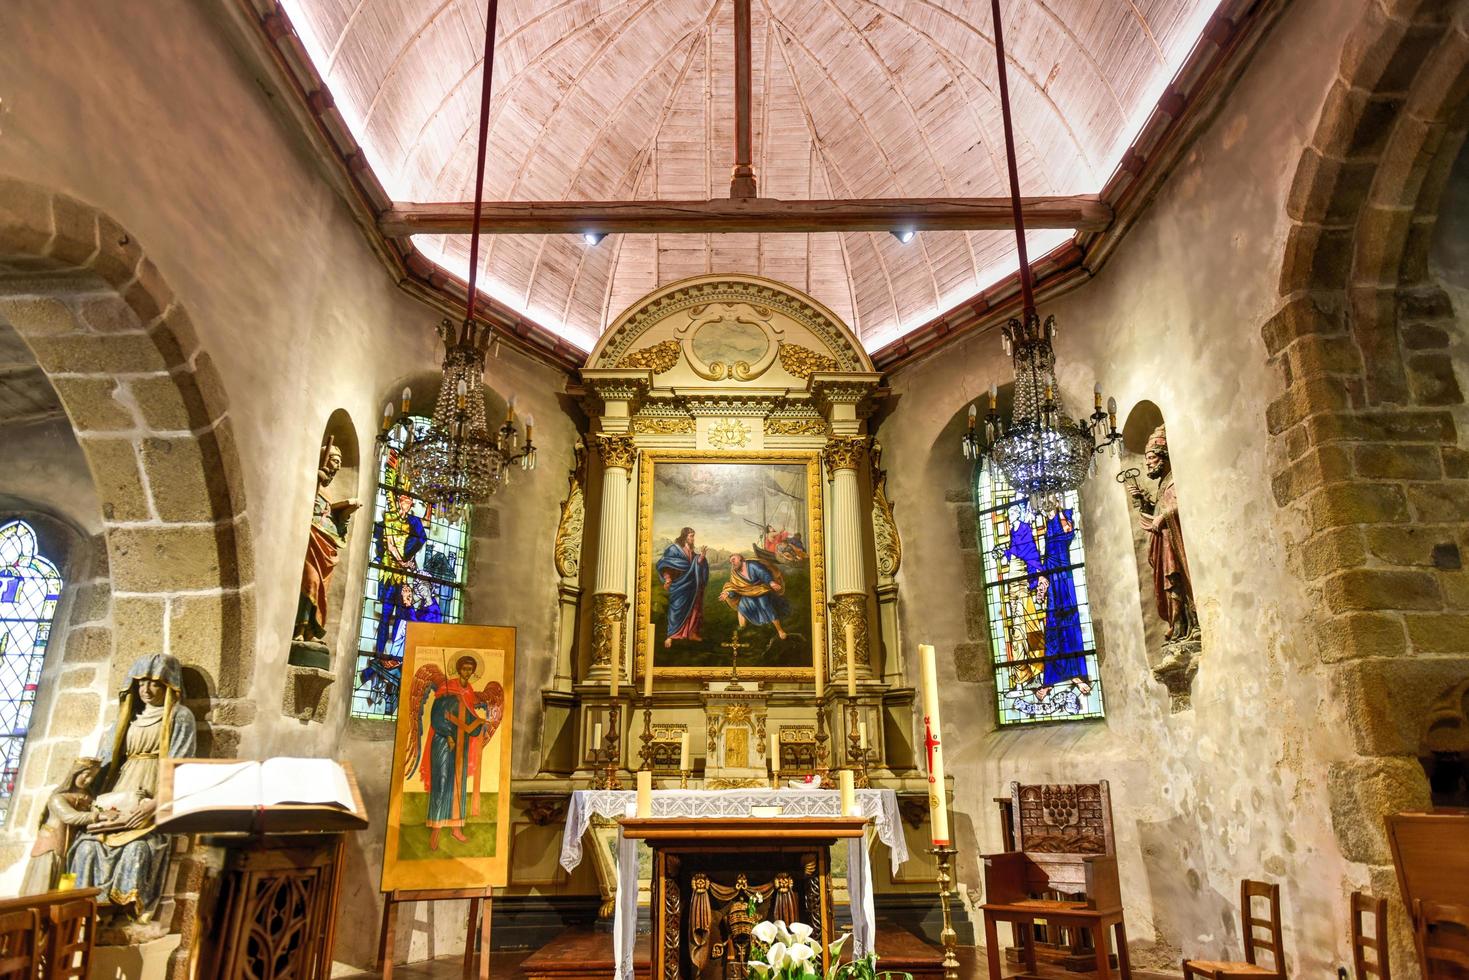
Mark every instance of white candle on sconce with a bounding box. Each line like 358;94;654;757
678;732;690;771
643;625;655;698
609;618;621;697
844;623;857;698
918;643;951;847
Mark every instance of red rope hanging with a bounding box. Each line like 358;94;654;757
463;0;502;331
990;0;1036;319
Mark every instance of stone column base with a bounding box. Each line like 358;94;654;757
90;932;182;980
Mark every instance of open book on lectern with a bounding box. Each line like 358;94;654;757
155;757;370;833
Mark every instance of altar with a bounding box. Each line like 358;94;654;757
559;788;908;980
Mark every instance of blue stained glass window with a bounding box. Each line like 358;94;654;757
0;519;63;820
350;417;470;720
973;468;1105;726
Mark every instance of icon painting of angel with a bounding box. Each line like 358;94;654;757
383;623;516;891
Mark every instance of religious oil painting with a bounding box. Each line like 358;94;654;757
974;467;1105;726
352;417;470;721
636;453;824;681
382;622;515;891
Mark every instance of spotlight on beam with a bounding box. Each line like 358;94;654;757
891;228;916;244
582;232;607;246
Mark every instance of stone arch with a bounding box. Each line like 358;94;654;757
1265;0;1469;886
0;176;256;758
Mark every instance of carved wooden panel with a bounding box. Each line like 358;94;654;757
1012;782;1112;855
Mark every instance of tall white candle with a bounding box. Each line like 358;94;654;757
918;643;950;846
643;626;655;698
844;623;857;698
678;732;690;770
839;769;856;816
593;721;603;748
636;770;653;817
814;648;825;700
609;618;621;697
858;720;868;750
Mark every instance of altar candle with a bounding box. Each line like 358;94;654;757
593;721;603;748
839;769;856;816
636;770;653;817
858;720;868;750
678;732;690;771
643;626;656;698
844;623;857;698
918;643;950;846
609;619;621;696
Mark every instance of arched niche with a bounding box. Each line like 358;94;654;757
1118;401;1170;671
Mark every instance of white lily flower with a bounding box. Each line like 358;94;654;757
747;960;770;976
775;921;793;944
788;922;814;943
767;942;789;970
786;943;816;966
752;921;780;945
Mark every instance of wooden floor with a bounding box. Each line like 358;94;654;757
336;927;1176;980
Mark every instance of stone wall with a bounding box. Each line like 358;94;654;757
876;0;1465;974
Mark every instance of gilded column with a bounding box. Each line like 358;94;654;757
590;434;637;681
824;434;872;681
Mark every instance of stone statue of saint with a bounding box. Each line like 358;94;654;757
1128;425;1199;643
67;653;197;921
293;437;360;641
21;756;102;894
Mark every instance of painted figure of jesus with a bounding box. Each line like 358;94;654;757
656;527;709;647
421;655;487;850
720;554;790;640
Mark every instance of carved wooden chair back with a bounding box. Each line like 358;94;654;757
0;909;37;980
1240;880;1284;974
1008;780;1115;897
45;898;95;980
1415;900;1469;979
1351;892;1390;980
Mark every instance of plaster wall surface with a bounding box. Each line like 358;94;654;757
0;0;578;936
877;0;1368;971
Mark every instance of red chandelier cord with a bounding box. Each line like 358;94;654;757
990;0;1036;320
463;0;502;331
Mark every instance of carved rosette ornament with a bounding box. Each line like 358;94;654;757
597;434;638;471
591;592;627;668
778;342;839;380
828;593;871;676
618;339;682;374
706;418;752;449
822;435;867;478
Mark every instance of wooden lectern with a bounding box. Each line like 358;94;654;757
621;816;868;980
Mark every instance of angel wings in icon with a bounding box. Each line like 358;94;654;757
405;656;505;848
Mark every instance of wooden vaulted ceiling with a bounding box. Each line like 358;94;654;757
269;0;1235;358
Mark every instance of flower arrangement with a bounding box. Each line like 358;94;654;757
746;920;911;980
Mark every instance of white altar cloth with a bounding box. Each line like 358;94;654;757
558;789;908;980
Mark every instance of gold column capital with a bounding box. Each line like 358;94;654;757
597;434;639;470
822;434;868;478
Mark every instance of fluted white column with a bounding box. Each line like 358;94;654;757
589;434;636;680
824;436;872;681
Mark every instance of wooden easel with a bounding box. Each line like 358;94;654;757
376;886;494;980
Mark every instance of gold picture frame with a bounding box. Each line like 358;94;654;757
382;622;516;891
635;450;826;681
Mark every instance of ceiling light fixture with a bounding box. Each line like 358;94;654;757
403;0;533;517
961;0;1119;506
582;232;607;246
891;229;916;244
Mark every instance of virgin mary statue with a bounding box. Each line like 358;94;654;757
68;653;197;920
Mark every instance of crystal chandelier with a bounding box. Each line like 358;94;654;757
959;0;1119;502
401;0;534;516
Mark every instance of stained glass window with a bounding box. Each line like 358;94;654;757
973;468;1105;726
0;519;63;820
351;417;470;720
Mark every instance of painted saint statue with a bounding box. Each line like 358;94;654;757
1129;424;1199;641
655;526;709;647
406;654;505;851
67;653;197;920
719;554;790;640
294;438;360;641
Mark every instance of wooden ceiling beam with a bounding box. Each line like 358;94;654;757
379;195;1111;237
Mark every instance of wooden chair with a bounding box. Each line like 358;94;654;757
44;897;96;980
1414;900;1469;979
0;909;38;980
1181;880;1285;980
980;780;1132;980
1351;892;1390;980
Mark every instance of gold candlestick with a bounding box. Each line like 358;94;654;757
592;702;623;789
679;768;691;789
814;690;831;780
930;845;959;980
845;698;874;788
637;696;654;771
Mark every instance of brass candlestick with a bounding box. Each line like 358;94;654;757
679;768;691;789
814;691;831;780
592;703;623;790
637;696;654;771
930;845;959;980
844;699;875;788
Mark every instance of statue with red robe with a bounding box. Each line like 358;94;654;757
1129;425;1199;642
293;439;360;641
